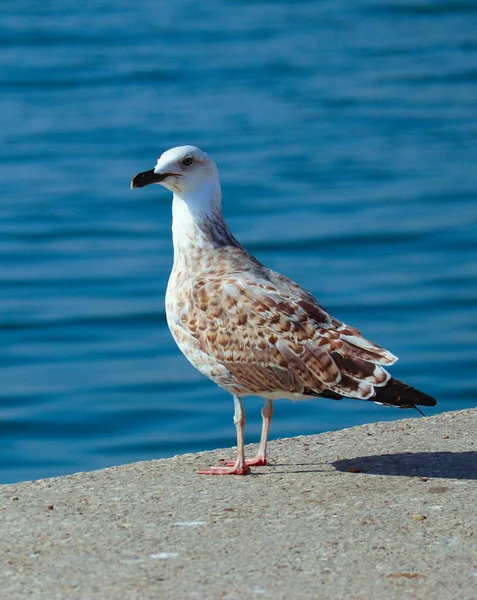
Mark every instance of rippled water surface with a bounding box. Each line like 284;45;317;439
1;0;476;483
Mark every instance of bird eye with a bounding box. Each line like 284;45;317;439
182;155;193;167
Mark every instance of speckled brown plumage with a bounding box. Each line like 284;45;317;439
168;240;397;401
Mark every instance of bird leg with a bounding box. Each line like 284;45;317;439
197;396;250;475
252;398;273;465
221;398;273;467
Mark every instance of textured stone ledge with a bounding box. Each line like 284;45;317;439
0;409;476;599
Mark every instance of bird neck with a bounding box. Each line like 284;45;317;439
171;179;238;258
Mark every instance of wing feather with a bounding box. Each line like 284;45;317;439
341;334;397;366
177;271;395;400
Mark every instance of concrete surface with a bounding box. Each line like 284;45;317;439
0;408;476;600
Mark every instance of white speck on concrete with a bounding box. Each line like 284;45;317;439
149;552;179;560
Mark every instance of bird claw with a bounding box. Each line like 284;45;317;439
197;463;251;475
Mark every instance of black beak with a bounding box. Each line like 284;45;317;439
131;169;173;189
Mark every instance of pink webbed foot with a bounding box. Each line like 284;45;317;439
197;463;251;476
220;456;267;467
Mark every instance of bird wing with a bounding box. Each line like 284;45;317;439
176;270;397;400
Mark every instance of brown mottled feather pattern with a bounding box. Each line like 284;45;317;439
166;229;414;405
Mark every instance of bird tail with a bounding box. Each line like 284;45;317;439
370;377;436;410
319;377;436;412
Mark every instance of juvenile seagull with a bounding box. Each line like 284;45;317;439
131;145;436;475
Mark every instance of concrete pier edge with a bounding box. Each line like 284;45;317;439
1;408;476;599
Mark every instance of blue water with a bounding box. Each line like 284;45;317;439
0;1;476;484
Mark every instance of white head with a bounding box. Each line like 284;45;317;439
131;145;219;198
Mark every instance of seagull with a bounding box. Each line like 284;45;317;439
131;145;436;475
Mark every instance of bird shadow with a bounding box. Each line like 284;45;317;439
331;451;477;480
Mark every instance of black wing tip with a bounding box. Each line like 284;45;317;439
374;378;437;409
317;378;437;411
